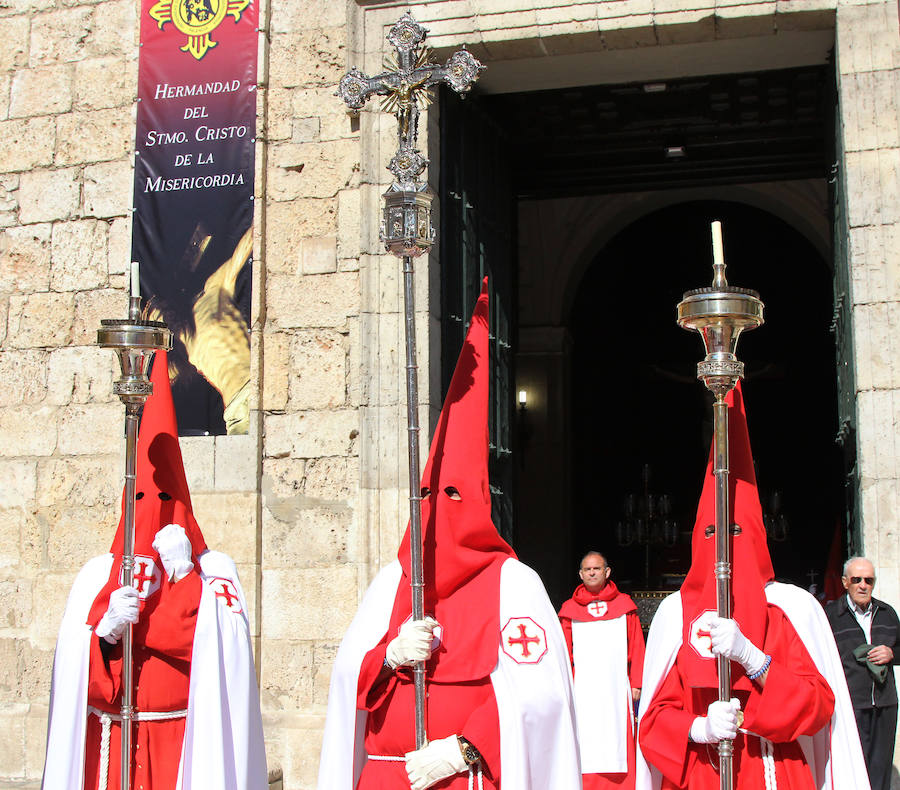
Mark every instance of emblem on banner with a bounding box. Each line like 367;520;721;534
121;555;161;600
587;600;607;618
149;0;251;60
210;577;243;614
501;617;548;664
689;609;717;659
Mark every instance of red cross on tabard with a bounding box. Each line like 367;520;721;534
696;627;713;652
587;601;606;617
215;581;238;609
507;623;541;658
133;560;155;593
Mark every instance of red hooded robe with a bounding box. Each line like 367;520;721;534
638;384;835;789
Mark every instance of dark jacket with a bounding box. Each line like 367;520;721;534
824;594;900;709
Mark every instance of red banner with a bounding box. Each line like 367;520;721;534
132;0;258;435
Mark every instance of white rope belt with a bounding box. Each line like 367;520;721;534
367;754;484;790
736;729;777;790
87;706;187;790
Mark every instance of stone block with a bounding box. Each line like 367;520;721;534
107;216;132;275
57;403;123;455
180;435;216;493
43;508;113;574
0;509;25;569
73;289;125;346
260;639;313;710
0;117;55;172
18;640;53;701
299;236;337;275
267;270;359;330
83;160;133;219
288;330;347;410
74;56;136;110
192;491;258;564
0;702;24;776
304;455;358;503
262;330;290;412
270;139;359;201
292;116;320;144
261;457;306;500
55;108;132;166
260;565;357;640
312;640;338;706
655;10;716;44
0;406;57;456
29;7;94;64
84;0;136;60
36;454;120;509
0;16;29;71
24;704;48;779
0;349;48;406
0;460;37;509
17;169;79;225
262;502;353;568
267;28;346;90
45;345;116;406
49;220;108;291
214;433;259;491
264;86;293;142
264;198;337;273
716;4;777;37
265;409;359;460
335;189;360;261
9;64;73;118
845;149;884;228
0;576;32;629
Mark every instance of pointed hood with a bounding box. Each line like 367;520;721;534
390;278;515;681
88;350;206;625
679;381;772;690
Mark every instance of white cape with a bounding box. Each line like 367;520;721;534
635;582;869;790
316;557;582;789
41;550;267;790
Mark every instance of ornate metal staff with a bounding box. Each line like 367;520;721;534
337;13;483;749
677;222;763;790
97;262;172;790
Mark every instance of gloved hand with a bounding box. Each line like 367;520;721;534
95;586;140;644
152;524;194;582
385;617;439;670
689;698;741;744
406;734;468;790
709;616;767;676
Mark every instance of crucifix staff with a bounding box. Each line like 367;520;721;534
677;222;764;790
337;13;483;750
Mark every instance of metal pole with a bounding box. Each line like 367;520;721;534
402;253;427;748
119;403;140;790
713;395;733;790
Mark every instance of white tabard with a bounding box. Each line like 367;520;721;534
573;616;630;774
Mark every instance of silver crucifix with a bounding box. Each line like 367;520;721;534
337;13;484;751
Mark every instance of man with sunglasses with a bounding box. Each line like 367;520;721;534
825;557;900;790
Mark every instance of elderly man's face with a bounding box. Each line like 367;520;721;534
579;554;611;593
843;558;876;609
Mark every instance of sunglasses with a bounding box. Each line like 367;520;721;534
849;576;875;585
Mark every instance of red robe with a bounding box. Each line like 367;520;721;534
639;604;835;789
560;583;645;790
84;571;201;790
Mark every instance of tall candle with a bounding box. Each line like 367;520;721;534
131;261;140;299
711;221;724;267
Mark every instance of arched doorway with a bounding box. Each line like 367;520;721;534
569;200;842;599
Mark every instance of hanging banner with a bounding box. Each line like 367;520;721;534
132;0;258;435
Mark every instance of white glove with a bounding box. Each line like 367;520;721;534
95;586;140;644
709;616;767;676
405;734;467;790
385;617;438;670
689;698;741;744
152;524;194;582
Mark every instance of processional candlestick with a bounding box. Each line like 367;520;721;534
337;13;483;750
676;221;764;790
97;262;172;790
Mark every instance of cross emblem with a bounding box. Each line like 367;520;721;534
689;610;717;659
211;578;243;614
500;617;548;665
336;13;483;186
587;600;607;618
133;560;155;593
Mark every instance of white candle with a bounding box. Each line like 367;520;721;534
131;261;140;299
711;221;724;267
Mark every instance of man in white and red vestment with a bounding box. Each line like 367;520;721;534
559;551;645;790
636;383;869;790
317;280;581;790
41;351;267;790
